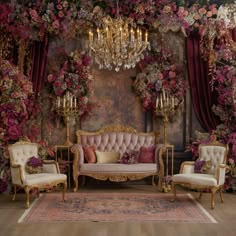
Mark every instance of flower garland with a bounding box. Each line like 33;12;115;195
47;50;94;118
132;44;188;113
0;1;230;41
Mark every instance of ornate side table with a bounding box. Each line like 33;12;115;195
55;145;73;189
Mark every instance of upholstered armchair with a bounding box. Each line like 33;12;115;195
8;142;67;208
172;141;228;209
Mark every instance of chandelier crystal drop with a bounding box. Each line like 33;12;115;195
88;13;150;72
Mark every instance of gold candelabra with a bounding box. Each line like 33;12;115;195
56;91;79;146
155;89;175;145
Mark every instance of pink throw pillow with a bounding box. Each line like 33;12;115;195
83;146;96;163
138;146;155;163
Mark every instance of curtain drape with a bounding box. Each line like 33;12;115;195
186;32;220;132
29;37;49;98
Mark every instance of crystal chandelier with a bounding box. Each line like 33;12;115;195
88;1;151;72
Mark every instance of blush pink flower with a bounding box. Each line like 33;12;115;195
58;11;64;18
56;4;63;10
169;71;176;78
198;8;207;15
206;11;213;18
52;20;60;29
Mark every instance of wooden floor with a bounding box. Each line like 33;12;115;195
0;184;236;236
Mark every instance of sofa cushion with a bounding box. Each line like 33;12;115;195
138;146;155;163
80;163;157;173
95;151;120;163
83;146;96;163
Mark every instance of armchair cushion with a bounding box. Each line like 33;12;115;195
25;156;43;174
172;173;218;186
194;159;212;173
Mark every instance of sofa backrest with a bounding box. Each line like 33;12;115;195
76;125;159;157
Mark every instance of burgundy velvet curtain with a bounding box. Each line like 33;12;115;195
30;37;49;98
186;32;220;132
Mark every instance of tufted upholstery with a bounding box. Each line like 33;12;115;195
172;142;228;209
8;142;67;208
80;132;155;164
71;125;165;192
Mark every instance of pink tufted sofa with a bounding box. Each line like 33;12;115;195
71;125;165;192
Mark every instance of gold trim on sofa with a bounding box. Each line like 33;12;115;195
72;124;164;192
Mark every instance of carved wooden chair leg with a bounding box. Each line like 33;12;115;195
171;183;176;202
152;175;156;186
62;182;67;201
211;187;217;209
12;185;16;201
219;187;224;203
24;186;30;208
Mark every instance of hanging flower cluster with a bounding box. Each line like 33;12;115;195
132;45;188;112
47;50;94;118
0;60;39;145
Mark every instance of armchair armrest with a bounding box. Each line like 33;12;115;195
42;160;60;173
217;163;227;185
11;164;25;185
180;161;195;174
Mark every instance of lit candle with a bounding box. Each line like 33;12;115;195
63;97;66;108
145;31;148;43
70;97;73;108
74;97;77;108
162;89;166;101
172;97;175;108
160;96;163;108
156;96;159;109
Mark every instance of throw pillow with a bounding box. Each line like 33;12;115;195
83;145;96;163
138;146;155;163
121;150;139;164
95;151;120;163
194;159;212;173
25;156;43;174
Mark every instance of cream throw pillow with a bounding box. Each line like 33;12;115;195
95;151;120;163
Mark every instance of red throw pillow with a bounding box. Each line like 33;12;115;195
138;146;155;163
83;146;96;163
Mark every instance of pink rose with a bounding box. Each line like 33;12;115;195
29;9;39;20
58;11;64;18
193;14;200;20
198;8;207;15
206;11;213;18
57;4;63;10
211;8;218;15
170;64;176;71
157;73;163;80
169;71;176;78
183;10;188;17
177;7;185;17
47;74;55;82
52;20;60;29
163;6;172;14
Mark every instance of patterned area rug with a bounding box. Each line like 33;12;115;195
18;192;217;223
